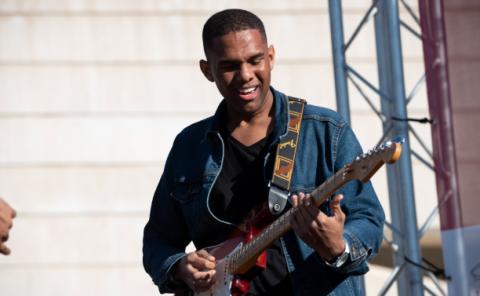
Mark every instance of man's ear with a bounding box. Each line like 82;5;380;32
199;59;214;82
268;45;275;70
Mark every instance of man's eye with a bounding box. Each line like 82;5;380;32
220;63;237;71
251;59;262;65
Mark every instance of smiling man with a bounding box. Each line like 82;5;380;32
143;9;384;296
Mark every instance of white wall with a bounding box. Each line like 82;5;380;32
0;1;436;295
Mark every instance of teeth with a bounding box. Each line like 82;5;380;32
239;87;256;94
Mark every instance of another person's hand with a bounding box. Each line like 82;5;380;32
0;197;16;255
291;193;346;262
171;249;216;293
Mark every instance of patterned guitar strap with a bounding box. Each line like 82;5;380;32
268;97;306;215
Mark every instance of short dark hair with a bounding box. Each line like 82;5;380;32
202;9;267;55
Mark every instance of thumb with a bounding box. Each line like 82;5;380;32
0;243;10;255
330;194;344;218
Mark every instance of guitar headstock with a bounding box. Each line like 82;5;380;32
344;137;403;183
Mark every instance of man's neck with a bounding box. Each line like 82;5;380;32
226;95;274;147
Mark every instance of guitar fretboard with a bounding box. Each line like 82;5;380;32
227;166;349;274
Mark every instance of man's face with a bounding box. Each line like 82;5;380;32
200;29;275;118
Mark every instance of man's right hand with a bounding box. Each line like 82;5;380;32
172;249;216;293
0;197;16;255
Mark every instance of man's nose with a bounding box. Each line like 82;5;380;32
238;63;254;82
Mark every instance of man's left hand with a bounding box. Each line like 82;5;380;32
291;193;346;262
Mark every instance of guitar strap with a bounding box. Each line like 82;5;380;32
268;96;306;215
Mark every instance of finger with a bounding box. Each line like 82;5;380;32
197;249;215;262
192;269;216;281
298;192;305;201
191;255;215;270
0;243;10;255
303;195;318;212
291;194;298;207
0;199;15;218
330;194;345;218
303;201;324;224
185;260;200;275
296;201;318;229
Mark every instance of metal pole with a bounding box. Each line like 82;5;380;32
418;0;466;294
385;1;424;294
373;2;409;294
328;0;351;124
374;0;424;295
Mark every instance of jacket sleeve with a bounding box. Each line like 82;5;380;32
142;138;191;293
330;124;386;274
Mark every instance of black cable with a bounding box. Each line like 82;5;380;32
403;256;450;280
391;116;434;124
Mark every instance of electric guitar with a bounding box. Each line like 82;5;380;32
193;138;403;296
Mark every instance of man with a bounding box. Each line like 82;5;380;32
0;198;16;255
143;9;384;296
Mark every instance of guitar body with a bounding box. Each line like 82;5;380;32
192;204;272;296
194;225;267;296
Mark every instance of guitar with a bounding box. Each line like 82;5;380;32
193;138;403;296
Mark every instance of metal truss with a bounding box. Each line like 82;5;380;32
328;0;446;295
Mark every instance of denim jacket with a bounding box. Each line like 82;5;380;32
143;87;385;296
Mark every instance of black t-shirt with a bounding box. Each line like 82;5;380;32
209;131;293;296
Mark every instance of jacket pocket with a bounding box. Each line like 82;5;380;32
169;176;203;204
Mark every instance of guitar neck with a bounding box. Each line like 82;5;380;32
228;167;348;274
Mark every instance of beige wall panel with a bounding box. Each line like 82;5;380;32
273;63;336;110
411;158;440;228
0;266;157;296
445;11;480;58
449;61;480;110
0;13;422;62
0;166;162;213
452;113;480;161
0;116;204;164
458;162;480;227
444;0;480;9
0;16;205;62
0;65;219;113
1;216;146;263
0;1;379;13
0;61;426;114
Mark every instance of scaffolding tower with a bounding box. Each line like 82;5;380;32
328;0;451;295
